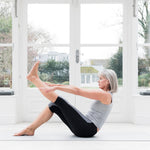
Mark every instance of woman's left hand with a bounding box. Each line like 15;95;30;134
45;82;56;87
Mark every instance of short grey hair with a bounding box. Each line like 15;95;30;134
98;69;118;93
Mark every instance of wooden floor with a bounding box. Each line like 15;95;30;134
0;123;150;150
1;141;150;150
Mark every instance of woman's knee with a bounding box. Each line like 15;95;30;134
73;126;97;138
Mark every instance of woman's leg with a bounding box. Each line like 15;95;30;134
14;61;60;136
15;61;97;137
27;61;58;103
14;106;53;136
49;97;97;137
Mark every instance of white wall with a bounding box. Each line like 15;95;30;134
133;96;150;125
0;96;16;124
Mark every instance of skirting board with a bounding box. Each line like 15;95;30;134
0;115;16;124
134;114;150;125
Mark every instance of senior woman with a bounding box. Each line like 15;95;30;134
14;61;118;137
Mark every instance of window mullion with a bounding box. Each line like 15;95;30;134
80;44;123;47
70;0;80;86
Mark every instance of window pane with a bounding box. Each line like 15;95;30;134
0;47;12;88
138;0;150;43
80;47;123;88
28;4;70;44
86;74;90;84
138;46;150;89
0;0;12;43
138;1;150;90
81;4;123;44
81;74;85;83
0;0;12;89
28;46;70;87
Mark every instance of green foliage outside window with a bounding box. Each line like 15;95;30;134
28;60;70;87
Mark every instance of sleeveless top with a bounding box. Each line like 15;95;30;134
85;92;113;129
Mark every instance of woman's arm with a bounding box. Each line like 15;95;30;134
45;84;112;105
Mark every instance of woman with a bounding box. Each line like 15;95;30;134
14;61;118;137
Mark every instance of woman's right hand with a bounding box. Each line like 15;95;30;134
45;82;62;87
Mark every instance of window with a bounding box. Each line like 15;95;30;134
80;3;123;88
138;0;150;90
86;74;90;84
0;0;13;88
27;4;70;87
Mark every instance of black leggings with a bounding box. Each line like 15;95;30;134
48;96;97;137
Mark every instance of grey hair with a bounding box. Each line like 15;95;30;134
98;69;118;93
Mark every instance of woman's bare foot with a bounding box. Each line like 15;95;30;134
27;61;40;82
14;127;35;136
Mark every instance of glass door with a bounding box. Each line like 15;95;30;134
21;0;75;121
75;0;126;121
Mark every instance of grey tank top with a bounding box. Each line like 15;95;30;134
86;92;113;129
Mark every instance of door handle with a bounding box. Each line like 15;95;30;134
133;0;137;17
76;49;79;63
15;0;18;18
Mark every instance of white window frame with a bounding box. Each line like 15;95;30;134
14;0;141;98
1;0;139;96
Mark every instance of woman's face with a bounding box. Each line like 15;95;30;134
98;75;109;90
